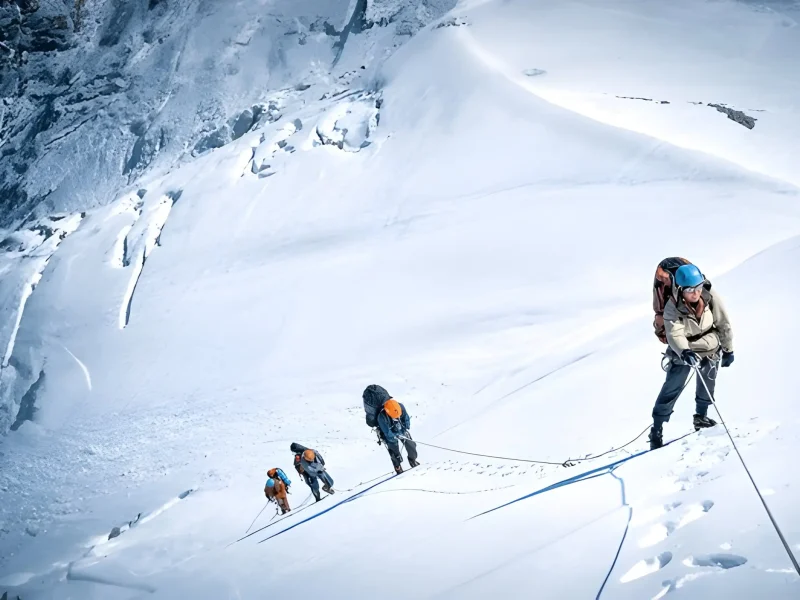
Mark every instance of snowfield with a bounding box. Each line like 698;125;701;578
1;0;800;598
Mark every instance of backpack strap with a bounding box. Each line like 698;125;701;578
652;257;691;343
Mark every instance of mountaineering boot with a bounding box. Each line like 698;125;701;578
322;484;334;495
313;491;321;502
649;427;663;450
409;458;419;468
693;414;718;431
394;464;404;475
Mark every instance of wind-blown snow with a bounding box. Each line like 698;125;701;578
1;0;799;599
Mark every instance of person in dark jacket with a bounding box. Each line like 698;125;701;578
377;399;419;474
290;442;334;501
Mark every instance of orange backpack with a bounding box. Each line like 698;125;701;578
652;257;691;343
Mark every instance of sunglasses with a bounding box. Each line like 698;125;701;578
682;284;704;294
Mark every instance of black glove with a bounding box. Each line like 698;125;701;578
681;349;700;366
721;351;734;368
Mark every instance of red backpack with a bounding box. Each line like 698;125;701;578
652;257;691;343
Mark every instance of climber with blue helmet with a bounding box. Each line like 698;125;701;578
649;262;734;449
264;474;291;514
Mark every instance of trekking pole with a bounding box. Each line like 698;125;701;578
245;502;269;534
693;364;800;577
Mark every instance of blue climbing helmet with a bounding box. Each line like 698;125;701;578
266;478;275;488
674;264;705;289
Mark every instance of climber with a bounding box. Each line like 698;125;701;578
377;398;419;474
264;477;291;514
267;467;291;490
650;263;734;450
290;443;334;501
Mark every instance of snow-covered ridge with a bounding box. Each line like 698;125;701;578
0;212;83;431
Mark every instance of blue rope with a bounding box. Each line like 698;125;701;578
258;474;397;544
595;469;633;599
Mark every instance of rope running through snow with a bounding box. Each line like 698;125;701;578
694;364;800;577
411;424;653;468
409;366;698;467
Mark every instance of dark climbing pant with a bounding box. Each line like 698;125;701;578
653;353;717;430
307;471;334;499
382;431;418;469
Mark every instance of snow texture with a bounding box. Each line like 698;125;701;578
1;0;800;599
0;0;450;229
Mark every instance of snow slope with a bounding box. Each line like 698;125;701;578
1;0;800;598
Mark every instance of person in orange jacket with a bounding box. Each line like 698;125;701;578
264;477;291;514
267;467;292;490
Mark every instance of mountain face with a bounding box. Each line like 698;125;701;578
0;0;456;229
1;1;799;598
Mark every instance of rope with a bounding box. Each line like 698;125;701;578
567;426;650;464
595;469;632;599
363;484;517;497
411;439;570;466
227;493;327;547
258;474;397;544
469;430;695;520
409;422;661;469
228;471;396;547
337;471;394;492
399;355;697;468
244;502;271;535
694;365;800;577
562;360;697;465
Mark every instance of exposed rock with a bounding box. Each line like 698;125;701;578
708;103;757;129
192;125;231;157
0;0;454;229
9;369;43;432
125;126;169;179
17;0;41;14
616;95;670;104
18;0;75;53
99;2;138;47
0;6;22;57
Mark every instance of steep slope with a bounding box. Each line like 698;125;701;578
1;0;799;599
0;0;456;227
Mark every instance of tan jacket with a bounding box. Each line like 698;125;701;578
664;286;733;358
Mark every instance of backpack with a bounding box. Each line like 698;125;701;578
652;257;691;343
290;443;306;474
362;384;391;427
